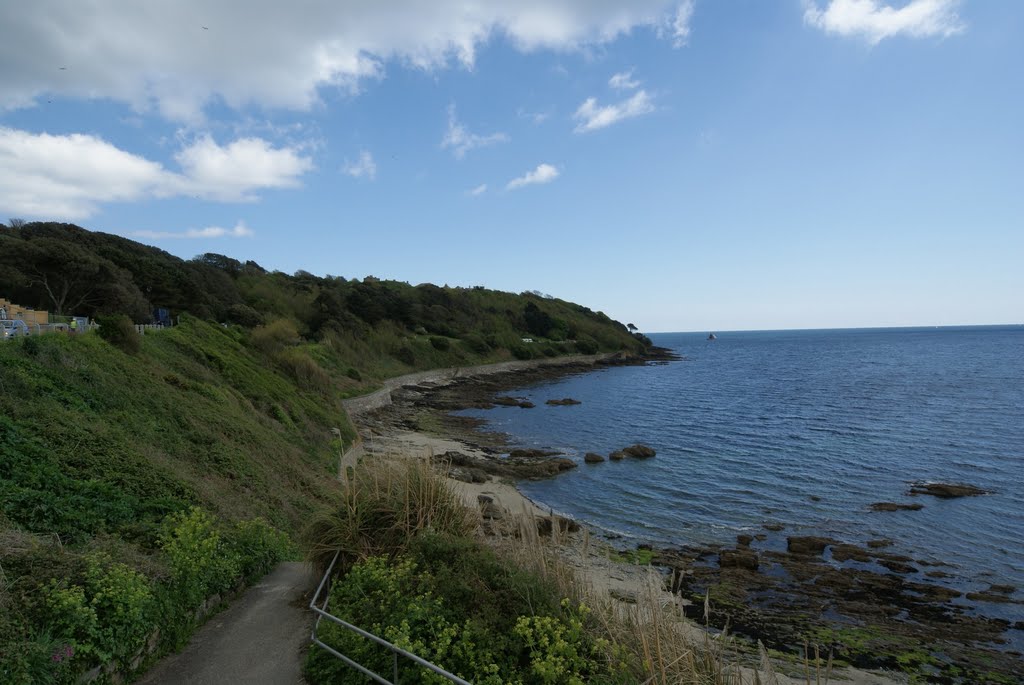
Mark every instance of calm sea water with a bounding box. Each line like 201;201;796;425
460;326;1024;604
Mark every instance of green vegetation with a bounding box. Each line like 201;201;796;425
0;320;334;682
608;547;654;565
0;220;651;682
304;459;627;684
0;222;647;380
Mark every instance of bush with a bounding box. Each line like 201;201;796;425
461;333;490;354
428;336;450;351
274;349;333;396
574;338;599;355
95;315;141;354
249;319;299;355
510;344;533;361
305;534;615;685
393;345;416;367
224;303;265;328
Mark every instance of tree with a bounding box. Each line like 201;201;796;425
627;323;638;333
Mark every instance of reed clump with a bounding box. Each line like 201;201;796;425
302;456;474;573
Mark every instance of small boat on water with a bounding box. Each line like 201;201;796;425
707;333;717;340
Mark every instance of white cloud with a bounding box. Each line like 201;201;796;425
134;220;254;240
175;135;312;200
441;105;508;159
670;0;696;47
468;183;488;196
0;1;696;121
803;0;964;44
573;90;655;133
342;150;377;179
609;69;641;90
0;127;312;219
506;163;559;190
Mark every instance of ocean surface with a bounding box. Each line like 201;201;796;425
458;326;1024;615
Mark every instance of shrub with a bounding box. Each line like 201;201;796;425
224;303;265;328
428;336;450;351
226;518;293;584
249;319;299;355
345;367;362;381
574;338;599;355
274;349;333;396
157;507;238;611
393;345;416;366
305;535;616;685
461;333;490;354
95;315;141;354
510;344;533;361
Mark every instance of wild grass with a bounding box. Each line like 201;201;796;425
304;458;838;685
302;457;474;573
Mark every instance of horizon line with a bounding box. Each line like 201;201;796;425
644;323;1023;335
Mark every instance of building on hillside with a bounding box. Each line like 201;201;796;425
0;298;50;326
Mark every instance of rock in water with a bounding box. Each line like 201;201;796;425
622;444;656;458
870;502;924;512
786;536;834;555
719;549;759;571
909;482;989;498
545;398;582;406
584;452;605;463
608;450;626;461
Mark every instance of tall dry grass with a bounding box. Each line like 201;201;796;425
493;511;834;685
302;456;474;572
305;456;836;684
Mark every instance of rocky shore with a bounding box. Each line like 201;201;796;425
345;352;1023;684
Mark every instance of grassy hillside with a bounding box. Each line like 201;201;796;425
0;221;649;371
0;221;651;683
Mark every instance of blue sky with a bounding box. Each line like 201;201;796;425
1;1;1021;331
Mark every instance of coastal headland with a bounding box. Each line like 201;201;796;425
344;353;1023;684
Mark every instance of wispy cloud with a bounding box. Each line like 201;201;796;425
803;0;965;44
468;183;488;196
573;90;655;133
517;107;550;125
134;220;253;240
441;105;508;159
506;164;559;190
609;69;641;90
670;0;696;47
342;150;376;179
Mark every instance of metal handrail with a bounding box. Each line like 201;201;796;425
308;551;473;685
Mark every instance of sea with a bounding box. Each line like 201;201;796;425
457;326;1024;620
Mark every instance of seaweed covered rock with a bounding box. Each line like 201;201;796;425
622;444;656;459
909;482;989;498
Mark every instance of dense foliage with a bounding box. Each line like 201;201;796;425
303;460;629;684
307;537;626;684
0;320;343;681
0;220;649;682
0;222;647;369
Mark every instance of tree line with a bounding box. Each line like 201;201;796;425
0;221;647;355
